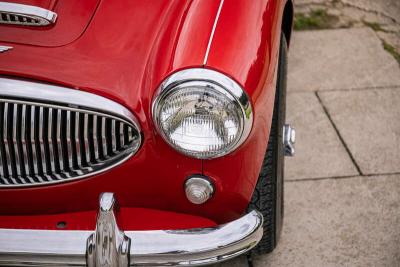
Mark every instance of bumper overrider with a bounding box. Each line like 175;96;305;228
0;193;263;266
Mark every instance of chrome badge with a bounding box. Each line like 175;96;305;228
0;46;13;53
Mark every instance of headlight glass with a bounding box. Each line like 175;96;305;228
152;69;253;159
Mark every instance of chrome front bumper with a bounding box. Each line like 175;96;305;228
0;193;263;266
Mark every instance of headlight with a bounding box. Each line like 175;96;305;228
152;68;253;159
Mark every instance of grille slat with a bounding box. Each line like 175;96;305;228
83;114;90;165
0;104;6;182
74;112;83;169
66;111;73;172
20;105;31;182
3;103;13;180
47;108;56;174
55;109;65;174
101;117;107;159
93;115;100;161
111;120;117;153
119;123;125;148
30;106;40;179
39;106;50;179
0;99;140;187
0;113;4;179
12;104;22;179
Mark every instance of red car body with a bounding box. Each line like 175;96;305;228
0;0;293;231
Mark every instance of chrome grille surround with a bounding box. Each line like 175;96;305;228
0;77;141;187
0;2;57;26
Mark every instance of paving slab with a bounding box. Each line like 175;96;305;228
319;88;400;175
212;255;248;267
254;175;400;267
296;0;332;5
285;92;358;180
341;0;400;24
287;28;400;92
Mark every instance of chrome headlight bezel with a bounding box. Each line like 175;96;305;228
152;68;253;159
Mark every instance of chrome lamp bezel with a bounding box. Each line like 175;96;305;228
152;68;253;159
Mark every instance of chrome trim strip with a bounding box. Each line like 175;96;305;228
0;193;263;267
0;77;139;129
203;0;224;65
0;2;57;26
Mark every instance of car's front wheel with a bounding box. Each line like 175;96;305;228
247;32;289;254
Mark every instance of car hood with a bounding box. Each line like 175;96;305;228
0;0;220;122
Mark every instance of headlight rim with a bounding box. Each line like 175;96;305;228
152;68;253;159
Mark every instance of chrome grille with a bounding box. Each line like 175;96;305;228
0;77;141;187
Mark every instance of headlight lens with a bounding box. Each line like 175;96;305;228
152;68;253;159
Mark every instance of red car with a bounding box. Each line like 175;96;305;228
0;0;295;266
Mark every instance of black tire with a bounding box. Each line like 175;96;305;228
247;33;288;254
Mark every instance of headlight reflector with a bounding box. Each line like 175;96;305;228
152;69;253;159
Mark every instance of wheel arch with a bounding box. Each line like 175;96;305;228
281;0;294;46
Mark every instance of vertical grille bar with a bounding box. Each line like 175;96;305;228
92;115;99;161
0;103;6;183
30;106;41;181
47;108;56;174
83;114;90;164
12;104;23;180
20;104;33;183
3;103;14;180
128;127;134;143
74;112;83;169
111;120;117;153
38;106;49;179
38;107;45;174
101;117;107;158
119;123;125;148
66;111;73;170
56;109;64;173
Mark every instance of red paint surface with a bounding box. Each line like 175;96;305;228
0;0;289;228
0;207;216;230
